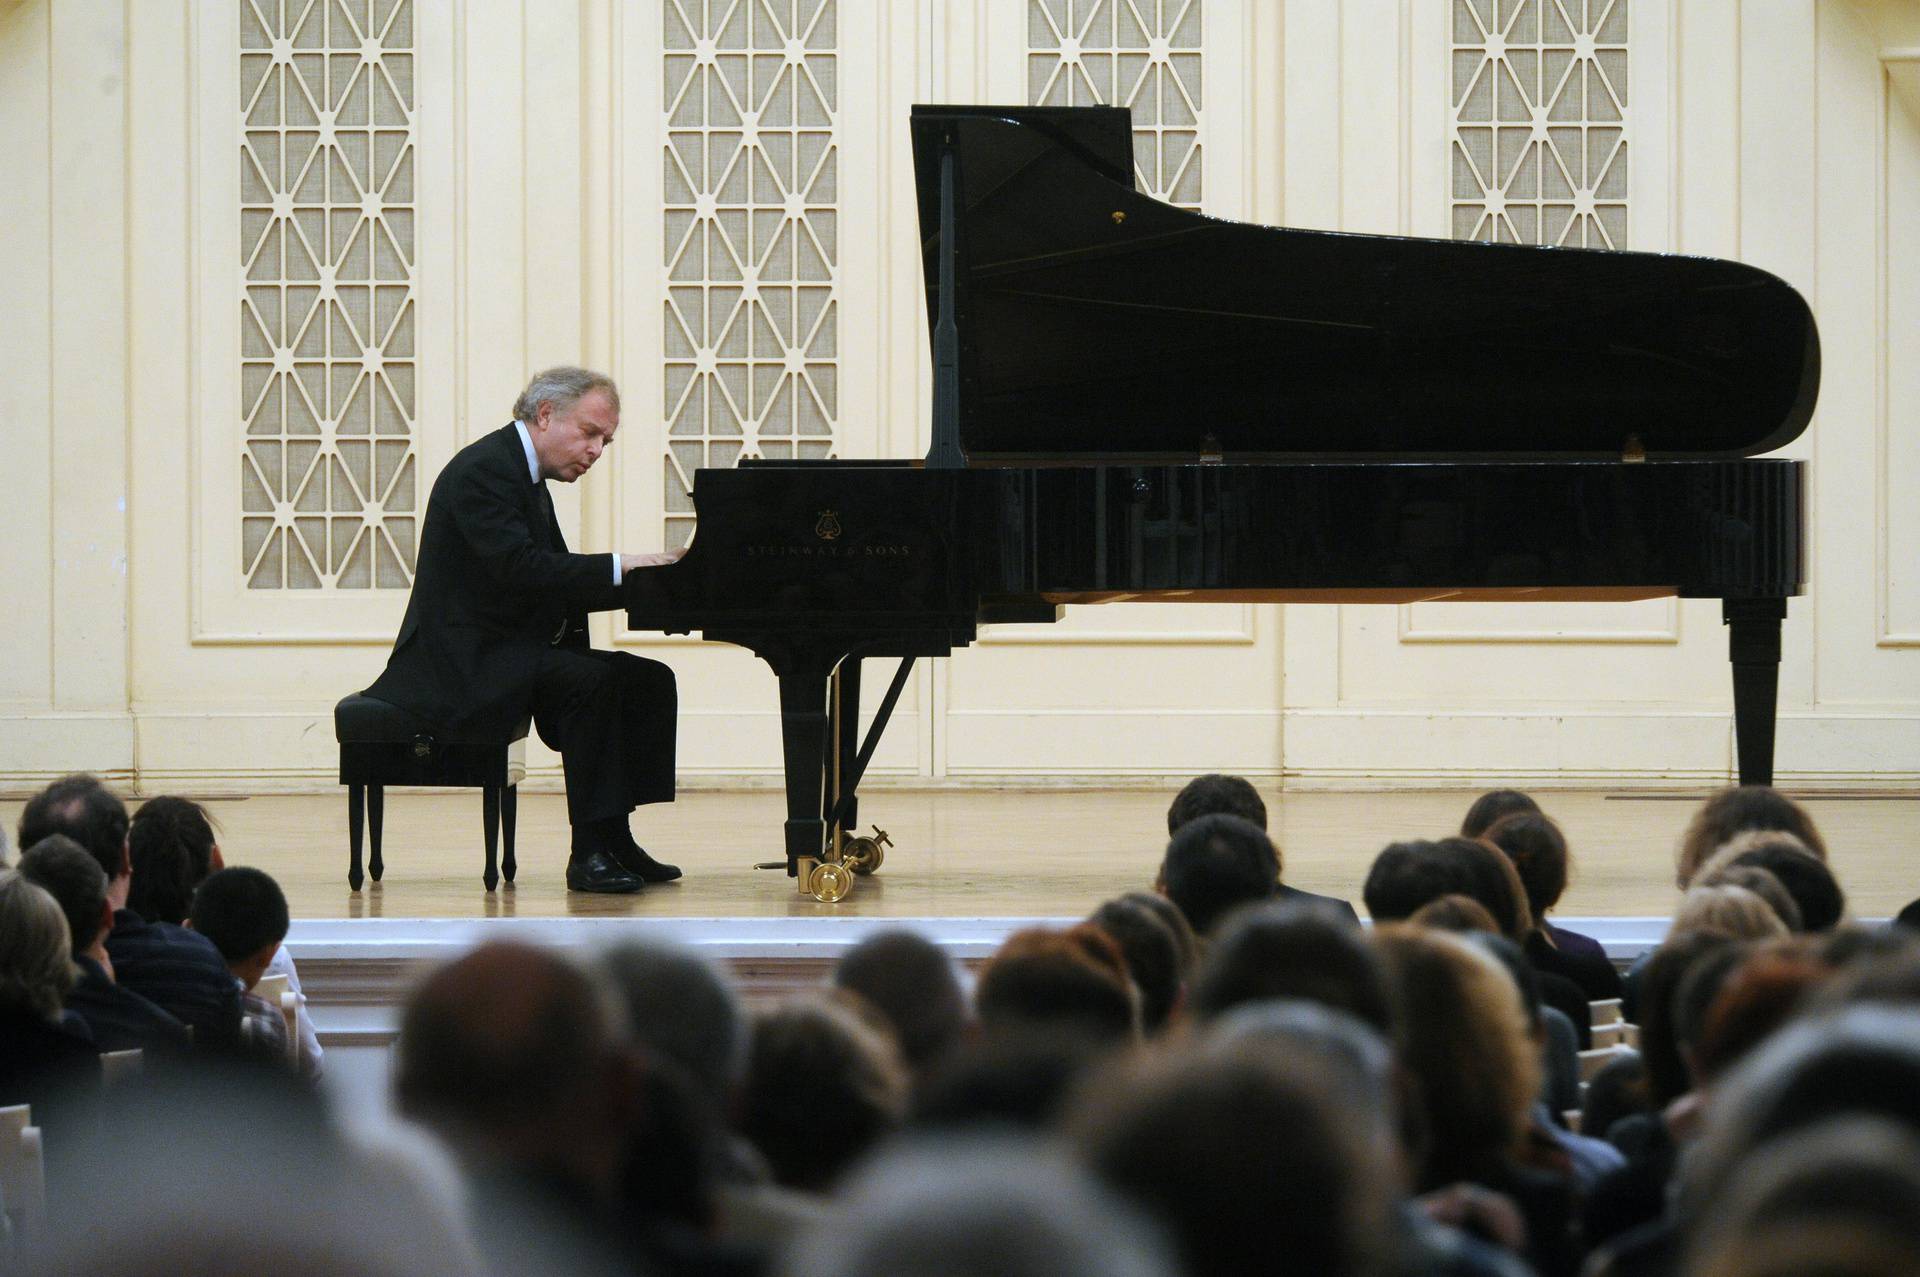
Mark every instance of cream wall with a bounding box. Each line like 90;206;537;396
2;0;1916;795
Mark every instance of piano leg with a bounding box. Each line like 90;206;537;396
777;663;833;876
1723;598;1788;786
831;657;863;841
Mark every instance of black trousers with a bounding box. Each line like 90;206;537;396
530;647;677;826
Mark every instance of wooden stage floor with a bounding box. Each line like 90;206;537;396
6;787;1913;923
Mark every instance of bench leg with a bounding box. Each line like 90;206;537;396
348;784;365;891
482;786;501;892
368;784;386;882
501;786;518;884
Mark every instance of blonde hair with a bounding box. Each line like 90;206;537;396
1672;884;1790;943
0;870;76;1021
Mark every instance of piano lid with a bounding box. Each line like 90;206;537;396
910;105;1820;464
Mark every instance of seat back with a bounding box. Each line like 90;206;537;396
0;1105;47;1250
101;1049;145;1086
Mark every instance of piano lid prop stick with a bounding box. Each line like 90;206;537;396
826;656;917;834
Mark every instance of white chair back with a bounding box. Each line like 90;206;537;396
254;974;300;1063
101;1048;145;1086
0;1105;48;1248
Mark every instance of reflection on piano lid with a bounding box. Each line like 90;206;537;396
910;104;1819;465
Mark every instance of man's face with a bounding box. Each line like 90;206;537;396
529;388;618;482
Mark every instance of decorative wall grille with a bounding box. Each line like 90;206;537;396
661;0;839;549
238;0;418;590
1028;0;1204;207
1450;0;1628;247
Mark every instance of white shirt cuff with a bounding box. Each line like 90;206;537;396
611;552;622;586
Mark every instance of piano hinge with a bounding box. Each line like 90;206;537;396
1622;433;1647;463
1199;431;1224;463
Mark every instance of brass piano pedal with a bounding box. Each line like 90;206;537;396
842;825;891;876
806;859;854;904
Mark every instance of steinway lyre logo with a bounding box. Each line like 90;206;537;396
814;509;843;541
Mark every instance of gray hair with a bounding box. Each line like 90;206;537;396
510;366;620;423
781;1135;1178;1277
595;938;745;1101
0;870;76;1021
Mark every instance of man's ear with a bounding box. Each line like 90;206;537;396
119;834;132;879
209;843;226;872
97;898;115;941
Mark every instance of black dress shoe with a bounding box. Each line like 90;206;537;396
613;838;683;883
565;848;647;894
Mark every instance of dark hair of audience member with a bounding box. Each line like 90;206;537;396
1408;892;1501;935
1461;788;1542;839
619;1049;727;1235
1811;935;1920;1011
738;993;909;1193
1704;833;1848;932
1166;772;1267;835
1690;939;1835;1086
188;866;290;963
18;834;109;955
1638;932;1746;1105
1370;924;1540;1190
1671;883;1790;943
17;772;129;882
1676;785;1827;888
912;1029;1110;1133
595;938;743;1113
1087;897;1183;1034
833;928;970;1076
128;795;220;926
0;870;77;1022
1363;837;1531;941
1482;811;1569;923
1121;888;1199;976
1698;863;1803;932
1581;1050;1652;1143
1682;1118;1920;1277
973;925;1138;1044
1895;897;1920;935
1159;813;1279;936
1067;1041;1398;1277
1187;900;1396;1038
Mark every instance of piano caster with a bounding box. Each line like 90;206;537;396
841;826;891;876
807;859;854;903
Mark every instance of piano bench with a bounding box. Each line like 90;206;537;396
333;694;530;893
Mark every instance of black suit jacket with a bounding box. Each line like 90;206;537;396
367;424;625;738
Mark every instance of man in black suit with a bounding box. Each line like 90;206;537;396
366;367;681;893
1165;774;1362;925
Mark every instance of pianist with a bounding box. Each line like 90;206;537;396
365;367;684;894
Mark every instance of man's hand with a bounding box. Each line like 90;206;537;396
620;548;687;574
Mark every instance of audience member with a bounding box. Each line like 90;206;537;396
126;795;221;926
1675;785;1827;888
1187;899;1396;1037
1670;883;1790;943
1409;892;1502;934
1069;1040;1400;1277
1461;789;1542;839
1695;832;1847;932
17;835;188;1055
1158;812;1279;936
1121;887;1199;976
1689;939;1835;1087
1894;896;1920;935
1087;896;1183;1033
912;1029;1109;1134
1483;809;1623;1000
737;993;909;1194
973;925;1137;1043
833;928;971;1078
188;866;293;1063
1696;862;1803;932
0;870;100;1108
1581;1050;1652;1144
1167;774;1360;921
781;1136;1178;1277
17;774;241;1047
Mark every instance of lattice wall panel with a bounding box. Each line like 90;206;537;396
1028;0;1203;207
240;0;418;590
1450;0;1628;247
662;0;839;550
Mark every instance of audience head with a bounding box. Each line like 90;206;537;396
595;937;744;1109
913;1029;1109;1133
1699;862;1803;932
1158;813;1278;936
1639;931;1745;1104
396;941;635;1195
1371;924;1539;1188
1121;888;1199;976
1069;1040;1399;1277
782;1135;1178;1277
1167;772;1267;834
1701;832;1847;932
974;925;1137;1044
18;772;130;887
1677;785;1827;888
833;928;971;1074
1087;897;1183;1033
0;870;76;1022
739;992;909;1192
1582;1050;1653;1142
128;795;221;925
1482;810;1569;922
1206;1000;1402;1159
1461;788;1542;838
1673;883;1791;943
1408;892;1501;935
1363;836;1530;940
1691;939;1836;1086
18;833;111;957
1188;900;1396;1037
1894;897;1920;935
188;866;290;988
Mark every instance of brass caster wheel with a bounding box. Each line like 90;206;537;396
808;860;854;903
842;825;891;876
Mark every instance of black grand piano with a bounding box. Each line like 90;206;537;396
625;105;1817;902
